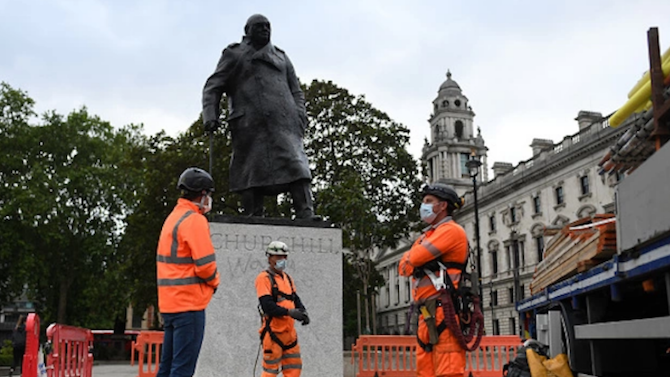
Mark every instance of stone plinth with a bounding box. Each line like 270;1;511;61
196;218;343;377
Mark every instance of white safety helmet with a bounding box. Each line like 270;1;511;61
266;241;289;256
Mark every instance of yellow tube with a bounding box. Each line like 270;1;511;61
633;100;652;114
610;59;670;127
627;46;670;98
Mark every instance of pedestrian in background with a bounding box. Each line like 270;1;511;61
10;315;26;377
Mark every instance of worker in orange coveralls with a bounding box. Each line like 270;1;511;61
255;241;310;376
399;180;468;377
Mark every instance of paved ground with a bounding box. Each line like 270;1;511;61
94;354;357;377
1;353;358;377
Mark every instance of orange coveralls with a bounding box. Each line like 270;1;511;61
399;216;468;377
255;271;302;377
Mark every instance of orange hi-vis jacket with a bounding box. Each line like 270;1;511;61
255;270;297;334
399;216;468;303
156;199;220;313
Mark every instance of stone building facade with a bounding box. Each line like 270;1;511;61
456;113;628;336
373;73;631;336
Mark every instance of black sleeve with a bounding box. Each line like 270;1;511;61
259;295;289;317
293;293;306;311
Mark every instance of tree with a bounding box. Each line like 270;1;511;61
0;83;36;304
302;80;422;336
119;117;242;316
0;82;145;326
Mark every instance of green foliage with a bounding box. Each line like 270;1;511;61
0;340;13;366
302;80;422;337
0;79;420;337
0;82;145;326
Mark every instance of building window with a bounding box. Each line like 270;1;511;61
491;250;498;274
406;279;411;303
535;236;544;262
395;281;400;305
490;215;496;232
508;287;514;304
519;284;525;300
491;290;498;307
510;207;517;223
455;120;464;138
509;317;517;336
460;153;470;178
580;175;590;195
533;196;541;214
555;186;564;205
493;319;500;335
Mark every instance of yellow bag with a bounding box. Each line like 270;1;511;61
526;348;573;377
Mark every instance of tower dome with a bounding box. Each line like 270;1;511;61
439;70;462;95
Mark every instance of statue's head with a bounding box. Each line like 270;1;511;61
245;14;271;48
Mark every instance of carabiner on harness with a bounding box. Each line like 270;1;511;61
423;261;447;291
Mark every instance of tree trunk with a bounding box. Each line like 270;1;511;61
363;280;370;334
371;291;377;335
57;279;70;324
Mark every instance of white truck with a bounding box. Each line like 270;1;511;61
517;27;670;377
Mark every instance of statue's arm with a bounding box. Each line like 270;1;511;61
286;55;306;115
202;49;236;124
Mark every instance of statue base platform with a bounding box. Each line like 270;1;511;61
196;216;343;377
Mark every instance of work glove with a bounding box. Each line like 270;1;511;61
203;119;220;133
301;310;310;326
288;308;306;322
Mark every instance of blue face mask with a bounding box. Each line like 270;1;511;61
420;203;437;224
275;259;287;271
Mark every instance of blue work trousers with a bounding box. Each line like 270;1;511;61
157;310;206;377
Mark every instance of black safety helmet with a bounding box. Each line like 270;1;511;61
177;167;215;193
421;181;464;211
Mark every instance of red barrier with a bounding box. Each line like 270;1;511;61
130;331;164;377
351;335;522;377
46;323;94;377
21;313;41;377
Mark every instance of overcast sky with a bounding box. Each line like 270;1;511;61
2;0;670;178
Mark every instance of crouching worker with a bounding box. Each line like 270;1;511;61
399;181;468;377
255;241;310;377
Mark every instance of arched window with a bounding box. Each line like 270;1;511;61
455;120;464;138
577;205;597;219
442;100;449;107
552;215;570;226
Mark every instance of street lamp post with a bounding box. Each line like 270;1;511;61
465;155;484;310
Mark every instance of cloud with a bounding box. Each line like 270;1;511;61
2;0;670;179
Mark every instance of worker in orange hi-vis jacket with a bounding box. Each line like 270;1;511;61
156;167;220;377
399;180;468;377
255;241;310;377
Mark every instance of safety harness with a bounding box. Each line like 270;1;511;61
411;248;485;352
259;270;298;351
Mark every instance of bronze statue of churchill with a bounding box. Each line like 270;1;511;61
202;14;318;220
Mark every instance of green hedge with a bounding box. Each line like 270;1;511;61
0;354;12;367
0;340;13;366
